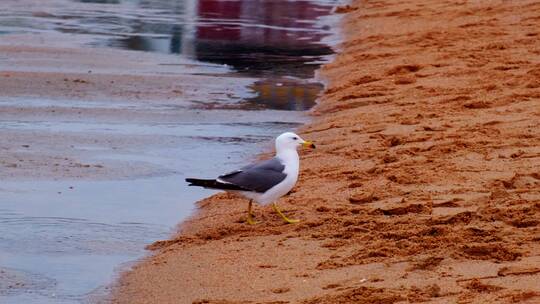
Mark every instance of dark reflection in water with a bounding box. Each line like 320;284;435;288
193;0;333;77
68;0;336;110
243;79;323;111
0;0;336;109
103;1;334;75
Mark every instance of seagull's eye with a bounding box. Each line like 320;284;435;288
292;137;298;140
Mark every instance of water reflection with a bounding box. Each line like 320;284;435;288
244;78;323;110
0;0;336;110
73;0;334;109
103;0;334;77
193;0;333;76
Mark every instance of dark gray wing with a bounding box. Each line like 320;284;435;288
218;157;286;193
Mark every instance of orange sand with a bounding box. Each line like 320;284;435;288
113;0;540;303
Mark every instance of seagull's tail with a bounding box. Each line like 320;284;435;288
185;178;247;191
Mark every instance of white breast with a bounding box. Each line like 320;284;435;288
256;150;299;205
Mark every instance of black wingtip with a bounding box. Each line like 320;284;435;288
185;178;206;187
184;178;248;191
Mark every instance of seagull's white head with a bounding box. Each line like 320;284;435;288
275;132;315;153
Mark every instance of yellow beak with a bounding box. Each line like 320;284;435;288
302;141;316;149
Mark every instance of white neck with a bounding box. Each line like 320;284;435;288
277;148;299;164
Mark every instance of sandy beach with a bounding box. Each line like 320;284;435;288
112;0;540;303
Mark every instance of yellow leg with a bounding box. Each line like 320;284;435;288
272;203;300;224
246;200;258;225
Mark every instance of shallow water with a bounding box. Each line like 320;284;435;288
1;0;335;110
0;0;338;302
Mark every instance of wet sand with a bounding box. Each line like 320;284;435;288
112;0;540;302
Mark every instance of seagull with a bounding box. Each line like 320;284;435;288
186;132;315;224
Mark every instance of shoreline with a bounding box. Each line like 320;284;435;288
112;0;540;303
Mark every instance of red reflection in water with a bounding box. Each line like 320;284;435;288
197;0;331;48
